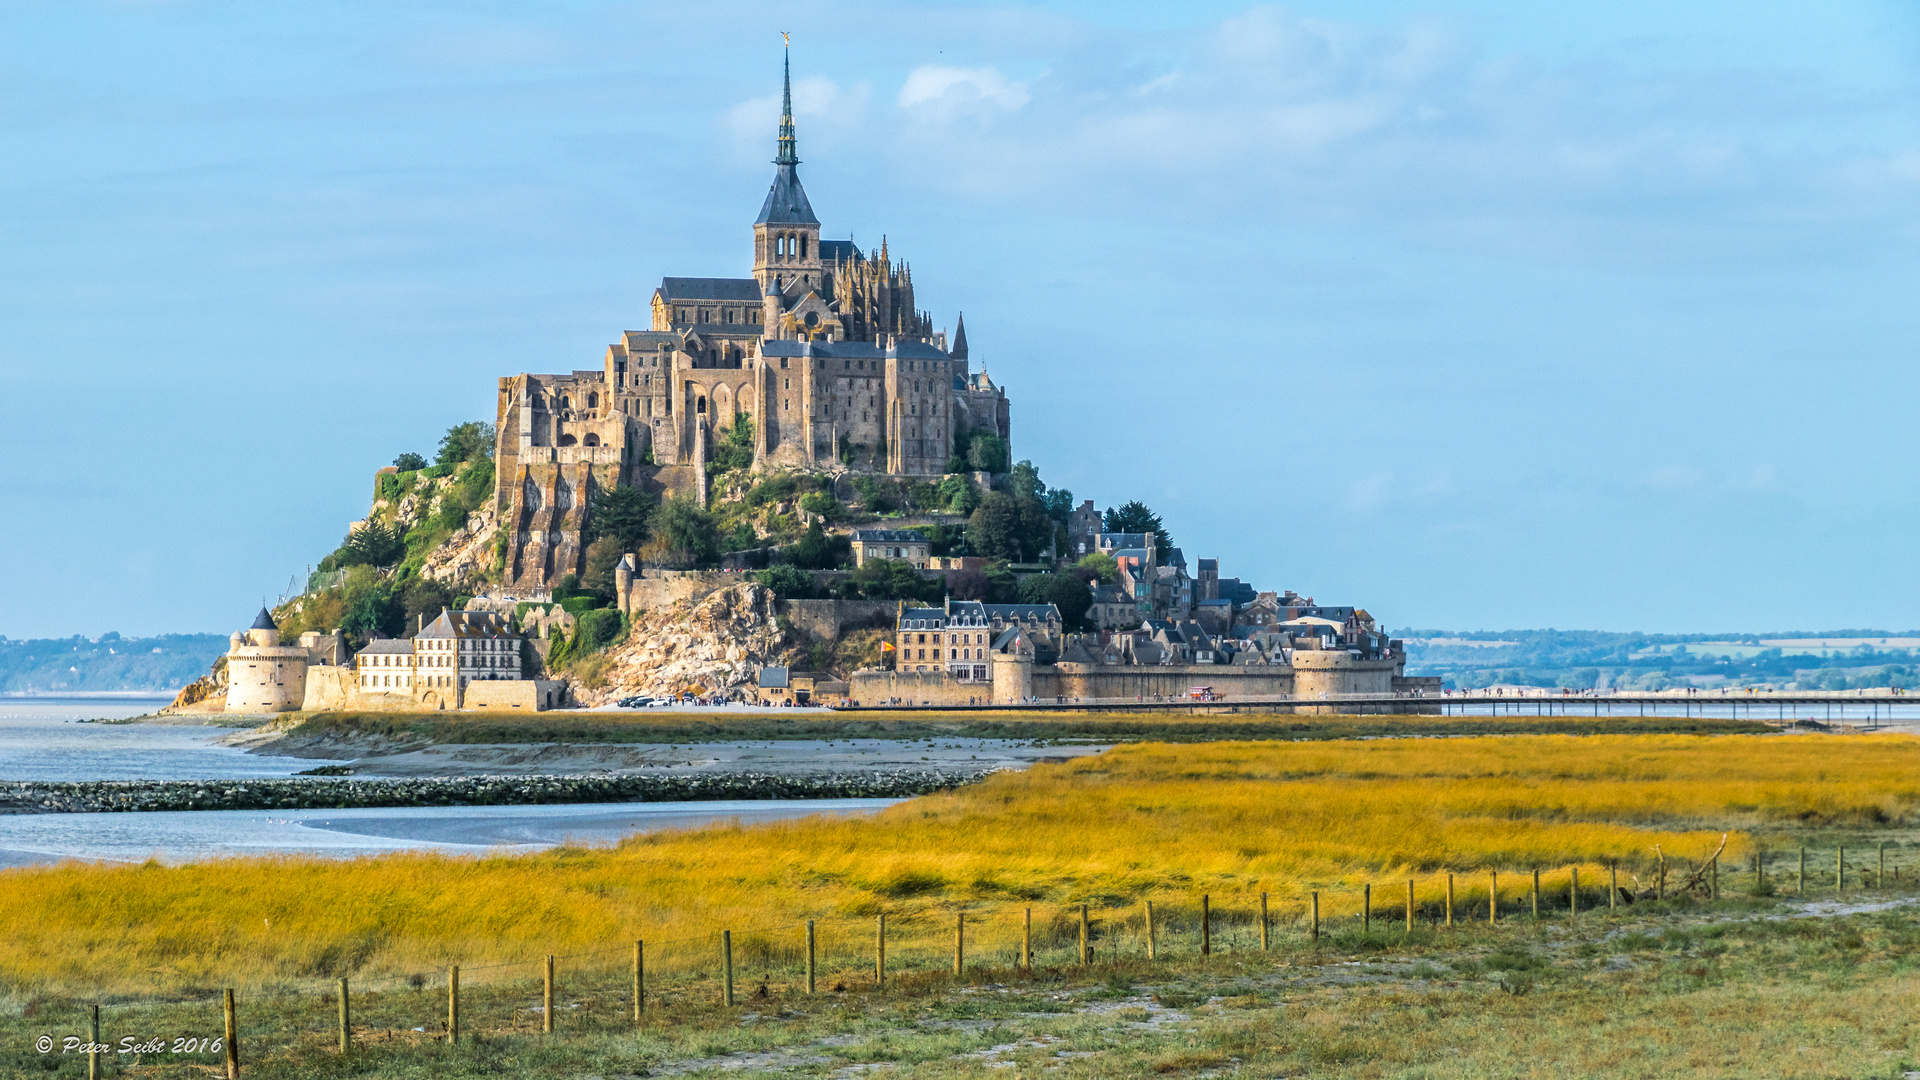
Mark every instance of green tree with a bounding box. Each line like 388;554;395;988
586;485;658;553
1075;551;1119;584
790;521;849;570
755;563;819;599
709;415;756;472
982;560;1019;603
965;491;1053;562
967;432;1009;474
339;521;406;568
398;576;454;627
1009;460;1044;501
393;452;427;472
341;586;404;644
581;537;624;601
938;475;979;515
846;558;939;602
436;421;496;467
654;496;721;568
1103;500;1173;549
573;608;625;653
1017;573;1093;629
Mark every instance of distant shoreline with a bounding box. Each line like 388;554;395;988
0;691;177;700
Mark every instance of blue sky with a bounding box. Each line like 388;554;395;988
3;1;1918;637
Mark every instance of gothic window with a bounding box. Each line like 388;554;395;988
583;433;600;446
697;396;706;413
800;235;808;258
587;392;598;409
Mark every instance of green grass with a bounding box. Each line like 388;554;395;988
279;709;1769;746
7;883;1916;1078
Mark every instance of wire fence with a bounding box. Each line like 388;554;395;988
35;845;1910;1076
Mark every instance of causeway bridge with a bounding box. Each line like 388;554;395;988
844;689;1918;724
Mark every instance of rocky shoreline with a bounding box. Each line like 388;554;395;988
0;768;996;815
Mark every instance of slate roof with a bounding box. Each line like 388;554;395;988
755;163;819;225
985;603;1060;622
852;529;928;544
818;239;861;264
356;638;414;656
758;665;790;689
657;277;764;303
250;607;277;631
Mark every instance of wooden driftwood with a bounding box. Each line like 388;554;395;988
1620;834;1728;902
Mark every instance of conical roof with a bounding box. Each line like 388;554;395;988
950;313;968;359
250;607;277;631
755;46;819;226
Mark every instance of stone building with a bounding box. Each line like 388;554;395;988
224;607;346;714
850;529;930;568
493;47;1012;591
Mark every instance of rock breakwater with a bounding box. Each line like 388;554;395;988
1;768;995;814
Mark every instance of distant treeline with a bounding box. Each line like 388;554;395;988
0;633;227;694
1399;629;1920;691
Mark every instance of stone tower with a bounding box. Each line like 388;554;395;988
225;607;310;713
751;44;822;297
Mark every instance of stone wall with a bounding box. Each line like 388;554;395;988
781;599;897;641
1289;650;1401;702
623;568;741;615
1035;664;1296;701
464;679;570;711
848;670;996;706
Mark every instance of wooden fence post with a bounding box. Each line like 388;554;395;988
876;914;886;988
1609;865;1618;912
1023;908;1033;971
448;966;459;1044
1658;853;1666;900
1531;869;1541;917
1260;893;1270;951
544;955;555;1033
223;988;239;1080
1311;892;1320;940
635;940;645;1020
954;913;965;976
1362;884;1371;933
338;977;350;1054
1405;880;1415;931
1081;904;1092;964
1142;902;1154;960
1489;872;1498;923
1710;855;1718;900
89;1003;99;1080
1798;847;1806;895
805;923;816;995
722;932;735;1006
1446;874;1455;929
1838;847;1845;894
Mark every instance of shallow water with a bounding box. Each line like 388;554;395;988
0;798;897;868
0;696;300;782
0;698;896;867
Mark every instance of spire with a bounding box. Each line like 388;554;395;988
777;37;798;167
951;312;968;360
754;36;819;226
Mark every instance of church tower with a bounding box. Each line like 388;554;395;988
752;45;822;297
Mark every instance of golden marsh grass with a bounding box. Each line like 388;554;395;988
5;732;1917;997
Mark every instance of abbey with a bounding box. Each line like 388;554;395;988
493;51;1010;590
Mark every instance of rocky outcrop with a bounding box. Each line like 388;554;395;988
0;768;994;814
577;582;800;705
